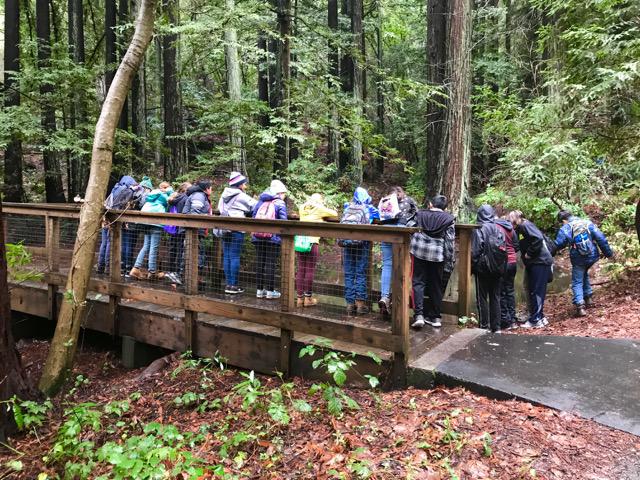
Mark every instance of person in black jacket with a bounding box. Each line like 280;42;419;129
508;210;553;328
495;215;520;329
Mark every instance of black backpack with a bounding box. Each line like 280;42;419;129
474;223;507;275
397;197;417;227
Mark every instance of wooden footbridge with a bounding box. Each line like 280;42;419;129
4;203;475;387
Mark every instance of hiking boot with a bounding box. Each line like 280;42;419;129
425;317;442;328
296;297;305;308
355;300;370;315
575;304;587;317
128;267;147;280
304;296;318;307
147;271;165;281
346;303;357;316
256;289;266;299
521;320;544;329
378;296;391;316
225;285;245;295
584;296;594;308
411;315;425;329
266;290;281;300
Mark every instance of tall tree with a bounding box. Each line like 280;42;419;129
350;0;364;184
442;0;473;214
3;0;25;202
425;0;448;199
0;199;36;441
225;0;246;174
67;0;88;197
257;32;270;127
131;0;147;173
39;0;158;396
272;0;292;173
118;0;130;132
327;0;340;170
338;0;353;173
162;0;187;179
36;0;66;202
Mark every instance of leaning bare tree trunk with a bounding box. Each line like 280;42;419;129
0;199;37;442
635;198;640;244
39;0;158;396
442;0;472;216
351;0;364;185
225;0;246;174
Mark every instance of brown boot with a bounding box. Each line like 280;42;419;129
584;296;594;308
346;303;357;316
128;267;147;280
148;271;165;281
296;297;304;308
356;300;370;315
304;296;318;307
575;304;587;317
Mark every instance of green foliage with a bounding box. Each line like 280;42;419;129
7;396;53;433
5;242;43;282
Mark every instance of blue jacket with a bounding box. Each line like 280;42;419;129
252;191;288;244
554;216;613;266
342;187;380;223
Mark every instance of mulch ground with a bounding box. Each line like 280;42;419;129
511;267;640;340
1;341;639;479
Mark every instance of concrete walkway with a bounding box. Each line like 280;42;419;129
410;329;640;436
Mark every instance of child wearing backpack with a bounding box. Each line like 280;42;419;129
341;187;379;315
218;172;258;295
554;210;613;317
508;210;553;328
252;180;288;299
472;205;507;333
164;182;192;282
295;193;338;307
377;187;418;316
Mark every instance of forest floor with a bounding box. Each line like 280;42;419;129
1;340;639;479
511;264;640;340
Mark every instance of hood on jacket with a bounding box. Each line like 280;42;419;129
145;190;169;208
476;204;496;224
416;209;455;237
220;187;243;202
258;191;279;202
269;180;288;195
353;187;372;205
495;218;513;231
118;175;137;188
187;184;207;196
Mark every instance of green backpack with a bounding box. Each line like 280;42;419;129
294;235;313;253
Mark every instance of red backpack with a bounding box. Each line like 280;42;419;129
254;201;277;239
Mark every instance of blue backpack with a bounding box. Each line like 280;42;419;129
570;219;594;256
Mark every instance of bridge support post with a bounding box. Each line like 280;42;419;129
45;215;60;321
279;234;296;377
391;238;411;388
109;221;122;337
184;228;199;352
457;228;473;317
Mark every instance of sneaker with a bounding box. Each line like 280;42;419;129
575;304;587;317
411;315;426;329
521;320;544;329
584;296;594;308
96;266;105;275
425;317;442;328
506;323;519;330
225;286;245;295
378;296;391;315
266;290;281;299
492;329;502;334
256;289;266;299
541;317;549;326
165;272;183;285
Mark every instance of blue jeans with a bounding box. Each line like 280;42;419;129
526;264;551;322
380;242;393;298
571;262;594;305
343;243;369;304
134;227;163;272
222;232;244;286
121;226;137;270
97;227;110;270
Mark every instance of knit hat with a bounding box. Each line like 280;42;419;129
139;176;153;190
270;179;288;195
229;171;247;187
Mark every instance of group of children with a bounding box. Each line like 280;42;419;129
97;174;613;331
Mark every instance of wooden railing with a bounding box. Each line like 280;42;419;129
3;202;475;386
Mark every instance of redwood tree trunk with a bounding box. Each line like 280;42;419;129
351;0;364;185
225;0;246;174
37;0;66;203
272;0;292;173
0;199;36;442
257;32;270;127
3;0;25;202
162;0;187;179
327;0;340;170
39;0;158;396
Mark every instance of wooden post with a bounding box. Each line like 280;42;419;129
391;238;411;388
279;234;296;376
45;216;60;321
367;241;375;306
109;221;122;337
457;228;473;317
184;228;199;351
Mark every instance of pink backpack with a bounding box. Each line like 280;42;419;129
254;201;277;239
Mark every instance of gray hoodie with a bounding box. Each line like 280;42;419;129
218;187;257;218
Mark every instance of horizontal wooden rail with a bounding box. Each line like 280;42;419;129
43;272;403;352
